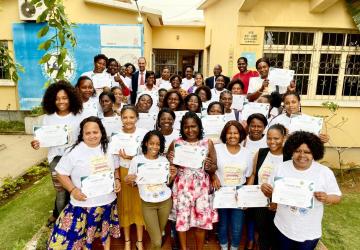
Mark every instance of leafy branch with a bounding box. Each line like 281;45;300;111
31;0;76;85
0;43;25;82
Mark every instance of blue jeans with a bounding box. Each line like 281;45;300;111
218;208;245;248
277;227;320;250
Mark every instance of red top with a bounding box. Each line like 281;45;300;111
232;70;259;94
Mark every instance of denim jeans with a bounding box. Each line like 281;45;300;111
49;156;69;217
218;208;245;248
277;227;320;250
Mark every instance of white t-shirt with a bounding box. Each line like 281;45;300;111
181;78;195;91
271;160;341;242
42;112;83;163
215;143;253;187
128;155;172;203
164;129;180;153
210;88;226;102
81;96;99;119
109;127;147;168
81;71;112;90
156;78;172;90
257;152;283;185
224;109;239;122
55;142;117;207
242;135;267;160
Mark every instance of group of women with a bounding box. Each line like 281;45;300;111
30;55;341;250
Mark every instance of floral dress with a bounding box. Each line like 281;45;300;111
169;138;218;231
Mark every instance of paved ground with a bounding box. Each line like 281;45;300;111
0;134;47;185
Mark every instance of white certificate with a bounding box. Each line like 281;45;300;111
101;116;122;137
173;143;207;169
33;125;69;147
137;113;157;130
109;133;141;156
289;114;324;135
136;161;169;184
202;115;226;143
236;185;269;207
231;95;246;111
272;177;314;208
242;102;270;120
174;111;188;130
81;171;114;198
268;68;294;87
213;186;238;208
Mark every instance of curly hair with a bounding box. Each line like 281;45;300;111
156;107;176;130
107;58;119;68
207;101;225;115
169;74;182;84
283;131;324;161
42;80;82;115
184;93;202;113
195;85;212;101
180;111;204;140
141;130;165;155
124;62;136;73
70;116;109;153
220;120;247;144
162;90;184;111
227;79;244;92
246;113;268;127
94;54;108;64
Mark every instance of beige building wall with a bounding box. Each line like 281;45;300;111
203;0;243;77
152;26;205;50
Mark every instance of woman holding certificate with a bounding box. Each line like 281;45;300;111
75;76;98;118
167;111;218;250
156;108;179;153
242;113;268;250
109;105;147;250
268;91;329;143
247;57;296;102
261;131;341;250
31;81;83;225
125;130;177;249
249;124;287;250
212;121;253;250
48;116;121;249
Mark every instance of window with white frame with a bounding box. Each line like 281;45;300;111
263;30;360;104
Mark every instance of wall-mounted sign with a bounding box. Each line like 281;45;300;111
240;29;260;45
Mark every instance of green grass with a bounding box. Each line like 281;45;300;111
322;192;360;250
0;120;25;132
0;175;54;250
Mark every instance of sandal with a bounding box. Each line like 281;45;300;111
136;240;143;250
124;240;131;250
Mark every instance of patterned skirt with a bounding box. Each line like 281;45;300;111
48;200;121;250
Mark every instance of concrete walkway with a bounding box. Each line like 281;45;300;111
0;134;47;185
